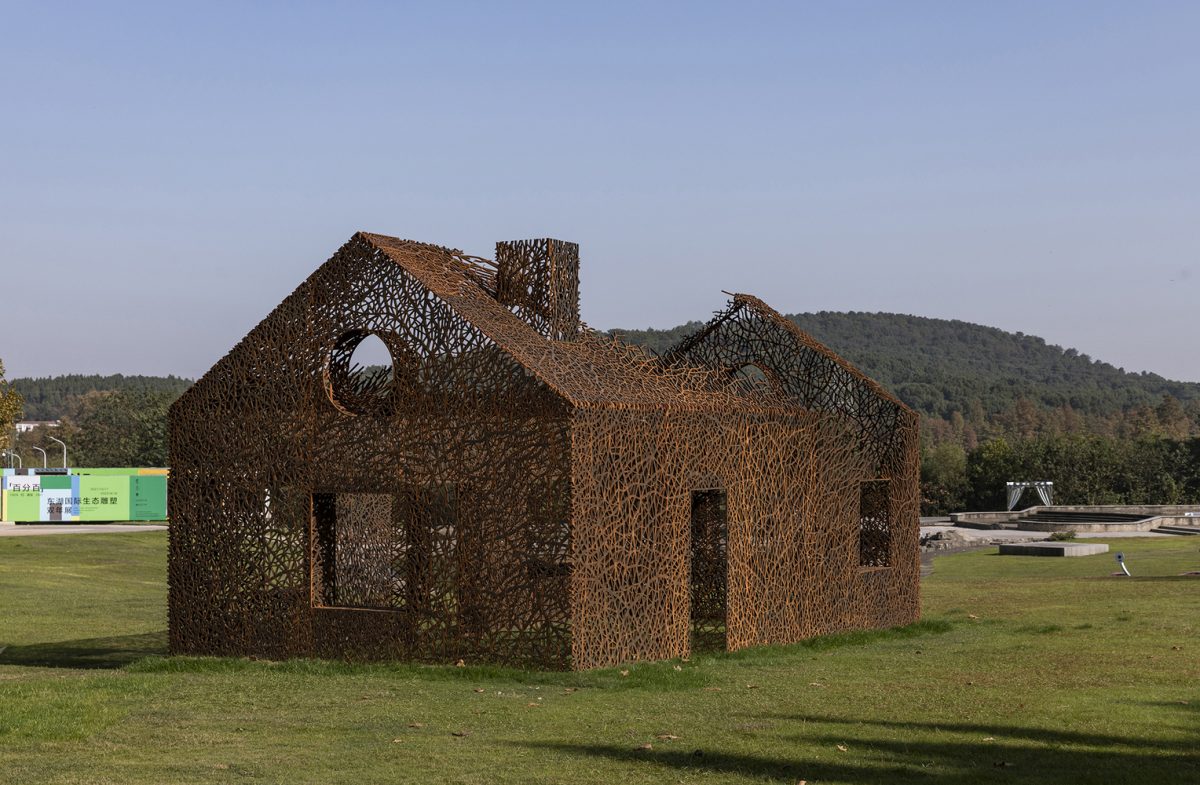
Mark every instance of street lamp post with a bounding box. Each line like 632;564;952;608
3;450;22;468
32;446;47;468
47;436;67;468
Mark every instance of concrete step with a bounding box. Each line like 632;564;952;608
1019;512;1148;523
999;541;1110;557
956;521;1020;530
1152;525;1200;535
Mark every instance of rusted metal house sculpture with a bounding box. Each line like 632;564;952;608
169;232;919;669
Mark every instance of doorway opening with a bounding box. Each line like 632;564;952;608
689;489;728;651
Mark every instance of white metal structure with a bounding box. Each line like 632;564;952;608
1006;480;1053;510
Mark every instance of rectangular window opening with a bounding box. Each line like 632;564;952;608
311;487;464;618
312;492;404;609
859;479;891;568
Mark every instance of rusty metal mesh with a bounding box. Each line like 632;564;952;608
169;232;919;670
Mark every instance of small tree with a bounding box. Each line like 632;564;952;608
965;437;1018;510
68;390;173;467
0;359;24;451
920;442;969;514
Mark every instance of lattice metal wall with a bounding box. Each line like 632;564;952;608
169;231;919;670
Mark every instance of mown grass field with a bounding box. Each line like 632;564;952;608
1;532;1198;784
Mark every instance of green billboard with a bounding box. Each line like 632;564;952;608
1;468;168;523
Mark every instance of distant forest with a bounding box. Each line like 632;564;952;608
13;315;1200;441
12;375;193;421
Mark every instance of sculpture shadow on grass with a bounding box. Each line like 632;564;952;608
753;712;1200;754
517;707;1199;784
0;631;167;669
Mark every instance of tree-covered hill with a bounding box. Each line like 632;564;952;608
792;312;1196;418
12;313;1199;446
610;312;1200;444
11;374;193;420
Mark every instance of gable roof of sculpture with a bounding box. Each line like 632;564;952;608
357;232;732;410
179;231;914;424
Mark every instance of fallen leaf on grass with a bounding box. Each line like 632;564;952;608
703;687;722;692
636;742;653;751
391;738;403;744
620;669;630;677
746;684;759;689
968;614;979;620
656;734;680;741
1172;645;1183;651
473;688;485;693
455;659;465;667
673;665;683;671
562;687;578;694
406;722;424;729
526;702;539;708
452;730;470;737
836;744;848;752
808;682;826;688
983;737;996;742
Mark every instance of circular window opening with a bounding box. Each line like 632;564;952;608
326;330;397;416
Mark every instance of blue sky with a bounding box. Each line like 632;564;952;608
1;1;1197;380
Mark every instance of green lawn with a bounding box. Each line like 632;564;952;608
1;532;1198;784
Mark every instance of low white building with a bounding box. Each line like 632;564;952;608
14;420;60;433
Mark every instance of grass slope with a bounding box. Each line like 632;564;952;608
1;532;1198;784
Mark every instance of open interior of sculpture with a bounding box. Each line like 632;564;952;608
168;232;919;669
